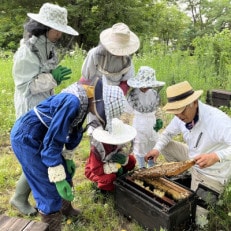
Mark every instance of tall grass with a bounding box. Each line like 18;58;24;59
0;45;230;231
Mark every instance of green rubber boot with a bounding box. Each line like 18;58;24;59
10;172;37;216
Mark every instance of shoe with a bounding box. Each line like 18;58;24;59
40;211;62;231
61;199;81;218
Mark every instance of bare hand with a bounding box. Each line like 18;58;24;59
144;149;160;162
194;153;220;168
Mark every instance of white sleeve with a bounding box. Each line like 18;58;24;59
81;48;97;80
13;44;56;94
29;73;57;95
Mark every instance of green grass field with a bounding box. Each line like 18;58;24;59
0;48;231;231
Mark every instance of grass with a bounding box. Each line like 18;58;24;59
0;50;145;230
0;47;231;230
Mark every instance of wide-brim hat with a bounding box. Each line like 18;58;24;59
100;22;140;56
27;3;78;36
93;77;126;132
163;81;203;114
127;66;165;88
92;118;137;145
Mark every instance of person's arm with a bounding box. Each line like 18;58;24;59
145;117;181;162
29;73;57;94
13;45;57;94
40;94;81;167
81;48;97;80
195;112;231;167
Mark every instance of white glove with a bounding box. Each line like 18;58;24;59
103;162;122;174
62;148;75;160
48;164;66;182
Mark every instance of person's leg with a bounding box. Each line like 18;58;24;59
10;172;37;215
9;121;37;215
134;155;146;169
39;211;62;231
60;181;81;217
11;129;62;229
161;140;189;162
191;168;224;226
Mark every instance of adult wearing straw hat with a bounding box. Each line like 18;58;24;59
145;81;231;224
10;77;126;230
11;3;78;216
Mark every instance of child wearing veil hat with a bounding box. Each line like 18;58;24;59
126;66;165;169
85;118;137;195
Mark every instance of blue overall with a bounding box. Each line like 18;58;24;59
10;93;84;214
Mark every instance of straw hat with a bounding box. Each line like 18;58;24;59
27;3;78;36
93;77;126;132
127;66;165;88
163;81;203;114
100;22;140;56
92;118;137;145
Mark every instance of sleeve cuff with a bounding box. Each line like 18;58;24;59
48;164;66;182
62;148;75;160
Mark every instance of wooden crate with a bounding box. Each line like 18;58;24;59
206;89;231;107
0;214;49;231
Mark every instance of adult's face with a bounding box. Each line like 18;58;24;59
174;100;198;123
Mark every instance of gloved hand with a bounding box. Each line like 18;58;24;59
55;180;74;201
111;153;127;165
51;65;72;85
66;159;76;177
153;119;163;132
117;167;123;177
103;162;122;174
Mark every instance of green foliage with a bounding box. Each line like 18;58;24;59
2;0;230;53
206;182;231;231
0;43;231;230
0;53;15;144
192;29;231;89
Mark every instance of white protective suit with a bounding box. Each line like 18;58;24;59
126;88;160;158
154;101;231;185
13;35;58;119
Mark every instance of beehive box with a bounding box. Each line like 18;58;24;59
206;89;231;107
114;175;197;231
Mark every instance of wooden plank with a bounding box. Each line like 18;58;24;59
23;220;49;231
0;214;49;231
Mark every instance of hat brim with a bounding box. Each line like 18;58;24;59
100;28;140;56
127;79;165;88
92;125;137;145
164;107;186;114
27;13;79;36
93;78;106;127
163;90;203;113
